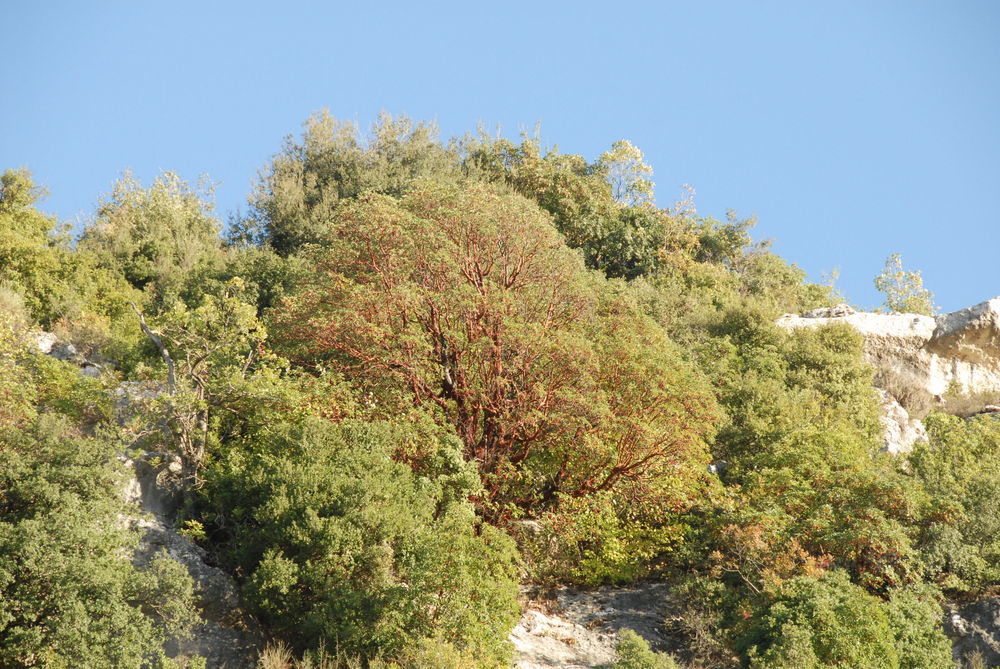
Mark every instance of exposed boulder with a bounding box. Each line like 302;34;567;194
32;330;109;377
928;298;1000;368
33;330;57;354
512;584;675;668
778;297;1000;452
50;341;81;363
876;388;927;455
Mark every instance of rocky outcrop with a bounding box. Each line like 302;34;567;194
33;331;58;354
777;298;1000;453
32;330;105;378
122;451;264;668
512;584;675;668
945;597;1000;667
111;379;264;668
928;298;1000;368
875;388;928;455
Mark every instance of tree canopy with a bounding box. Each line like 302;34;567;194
0;113;974;668
272;181;717;517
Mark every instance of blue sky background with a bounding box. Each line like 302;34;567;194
3;1;997;312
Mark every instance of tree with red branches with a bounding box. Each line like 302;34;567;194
273;181;717;514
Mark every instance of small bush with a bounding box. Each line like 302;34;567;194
613;629;678;669
257;641;294;669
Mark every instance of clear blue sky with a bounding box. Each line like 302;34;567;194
3;1;997;312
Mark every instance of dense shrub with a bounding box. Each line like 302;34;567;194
202;418;520;666
739;571;899;668
0;414;198;667
78;170;225;308
909;412;1000;592
612;629;678;669
884;584;953;669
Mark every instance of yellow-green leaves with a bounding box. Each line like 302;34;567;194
874;253;935;315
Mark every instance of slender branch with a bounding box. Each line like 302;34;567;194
131;303;176;395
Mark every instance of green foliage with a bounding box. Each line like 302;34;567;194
391;636;483;668
79;170;224;308
599;140;655;207
26;349;115;425
0;311;37;428
532;491;691;585
740;570;899;669
612;629;677;669
588;206;673;280
667;575;744;667
641;227;833;349
908;412;1000;592
883;584;952;669
686;311;924;593
690;213;755;270
467;135;617;253
874;253;935;315
203;418;519;666
646;275;928;666
247;111;460;254
0;170;143;364
468;134;673;279
738;574;950;669
0;169;65;317
219;245;310;314
0;415;198;667
135;278;286;487
0;311;116;430
0;320;198;666
713;317;882;469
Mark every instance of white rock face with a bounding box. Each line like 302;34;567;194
875;389;928;455
512;584;675;668
512;608;616;669
928;297;1000;373
777;297;1000;454
122;451;264;668
33;331;57;354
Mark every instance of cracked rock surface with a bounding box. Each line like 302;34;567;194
946;597;1000;667
512;584;675;668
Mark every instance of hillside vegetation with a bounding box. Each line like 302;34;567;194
1;114;995;668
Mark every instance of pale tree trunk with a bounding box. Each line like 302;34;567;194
133;304;207;501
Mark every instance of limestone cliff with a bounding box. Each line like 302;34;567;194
777;297;1000;454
